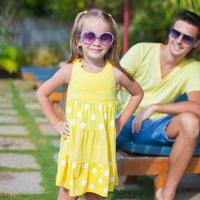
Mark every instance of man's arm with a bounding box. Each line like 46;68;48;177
155;91;200;117
133;91;200;132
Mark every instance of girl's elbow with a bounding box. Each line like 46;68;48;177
137;90;144;99
134;91;144;102
36;88;44;100
131;90;143;99
136;85;144;97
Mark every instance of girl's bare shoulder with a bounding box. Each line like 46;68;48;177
113;66;133;84
60;62;73;72
113;66;123;78
50;63;73;83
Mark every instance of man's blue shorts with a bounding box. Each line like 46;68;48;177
116;115;174;147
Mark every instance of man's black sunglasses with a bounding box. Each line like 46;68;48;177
169;28;197;44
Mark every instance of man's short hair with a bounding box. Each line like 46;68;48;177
172;10;200;40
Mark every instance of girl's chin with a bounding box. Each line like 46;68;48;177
87;54;105;60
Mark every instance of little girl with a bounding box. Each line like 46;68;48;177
37;8;143;200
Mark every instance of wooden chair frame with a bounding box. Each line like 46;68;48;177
117;151;200;193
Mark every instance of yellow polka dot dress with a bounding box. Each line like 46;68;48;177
56;59;118;197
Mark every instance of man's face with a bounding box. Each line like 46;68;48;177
168;19;199;57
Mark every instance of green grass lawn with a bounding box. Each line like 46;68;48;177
0;80;154;200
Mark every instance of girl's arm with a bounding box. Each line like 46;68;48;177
36;63;72;137
113;67;144;135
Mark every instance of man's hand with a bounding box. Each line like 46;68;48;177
132;105;158;133
53;120;69;139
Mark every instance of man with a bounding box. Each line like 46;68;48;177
117;10;200;200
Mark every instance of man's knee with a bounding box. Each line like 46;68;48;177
178;112;200;138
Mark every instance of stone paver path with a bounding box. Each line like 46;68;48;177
0;98;11;104
0;103;13;109
0;153;40;169
14;80;36;93
39;124;58;136
0;109;18;115
34;116;49;124
25;103;41;111
0;80;45;197
0;172;44;194
0;116;22;123
0;125;28;135
0;137;36;150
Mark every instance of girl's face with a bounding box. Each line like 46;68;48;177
79;17;112;61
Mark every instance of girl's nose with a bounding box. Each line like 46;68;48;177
93;38;101;46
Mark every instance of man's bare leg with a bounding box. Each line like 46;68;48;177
57;186;78;200
155;113;199;200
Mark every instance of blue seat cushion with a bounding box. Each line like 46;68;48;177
117;141;200;156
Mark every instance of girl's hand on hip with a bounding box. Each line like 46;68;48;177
53;120;69;139
115;116;123;136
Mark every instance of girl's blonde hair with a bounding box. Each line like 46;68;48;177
67;8;120;68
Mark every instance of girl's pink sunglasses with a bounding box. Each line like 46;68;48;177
80;31;114;46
